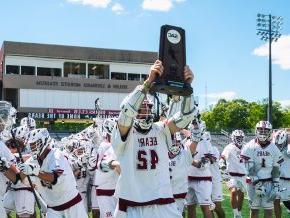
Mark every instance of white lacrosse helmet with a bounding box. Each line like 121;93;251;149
274;130;288;151
26;128;51;156
12;126;30;142
169;132;183;156
255;121;272;143
231;130;245;148
134;98;154;132
103;118;116;135
10;107;17;125
20;117;36;130
0;101;13;132
65;139;80;153
203;131;211;141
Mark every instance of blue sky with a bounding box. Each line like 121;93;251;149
1;0;290;110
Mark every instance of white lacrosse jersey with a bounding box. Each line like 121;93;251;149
241;139;283;179
112;121;174;203
221;143;246;175
28;148;79;207
169;142;193;196
188;139;213;178
94;141;119;190
68;155;90;194
0;141;15;196
210;146;222;184
279;145;290;179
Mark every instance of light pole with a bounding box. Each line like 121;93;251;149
256;13;283;124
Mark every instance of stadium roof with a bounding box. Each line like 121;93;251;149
2;41;157;64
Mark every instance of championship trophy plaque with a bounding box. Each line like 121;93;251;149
150;25;193;96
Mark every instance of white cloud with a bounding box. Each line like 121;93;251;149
278;100;290;109
202;91;237;100
111;3;124;14
253;35;290;70
142;0;186;12
66;0;111;8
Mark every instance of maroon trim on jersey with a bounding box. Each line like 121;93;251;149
118;197;175;212
188;176;212;181
173;193;187;199
96;189;115;196
220;155;226;160
48;193;82;211
37;148;51;167
229;172;246;177
11;187;33;192
281;177;290;181
240;155;250;160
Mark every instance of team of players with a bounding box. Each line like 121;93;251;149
0;60;289;218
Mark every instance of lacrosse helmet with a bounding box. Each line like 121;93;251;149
273;130;288;151
231;130;245;148
20;117;36;130
26;128;51;156
255;121;272;143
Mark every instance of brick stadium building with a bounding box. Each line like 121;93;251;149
0;41;157;121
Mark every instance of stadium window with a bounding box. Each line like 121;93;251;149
37;67;61;77
141;74;147;81
64;62;86;78
6;65;20;75
128;73;140;81
88;64;109;79
111;72;126;80
21;66;35;75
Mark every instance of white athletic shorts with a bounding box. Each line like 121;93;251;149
114;202;182;218
97;195;117;218
247;181;274;210
3;189;35;215
280;179;290;202
47;201;88;218
211;181;223;202
0;196;7;218
186;180;212;206
226;176;247;192
91;187;99;210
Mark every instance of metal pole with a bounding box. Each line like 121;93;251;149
268;15;273;124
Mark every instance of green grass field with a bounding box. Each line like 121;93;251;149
10;185;290;217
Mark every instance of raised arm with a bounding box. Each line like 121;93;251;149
117;60;164;138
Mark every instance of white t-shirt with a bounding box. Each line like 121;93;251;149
0;141;15;196
113;121;174;202
241;139;283;180
210;146;222;184
188;139;213;178
28;148;79;207
221;143;247;175
94;141;119;190
169;142;193;196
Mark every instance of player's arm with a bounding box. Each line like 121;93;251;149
166;66;198;134
117;60;163;138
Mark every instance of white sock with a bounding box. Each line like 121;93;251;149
233;208;239;216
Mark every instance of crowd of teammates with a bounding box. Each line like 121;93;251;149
0;60;289;218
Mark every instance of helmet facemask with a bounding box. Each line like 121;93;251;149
134;99;154;133
168;132;182;157
231;130;245;148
